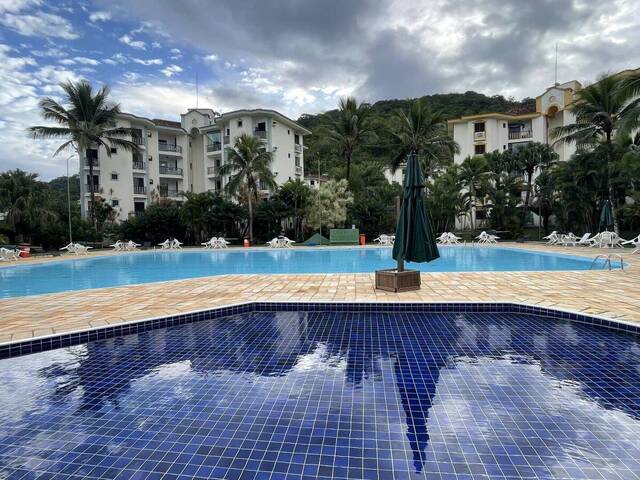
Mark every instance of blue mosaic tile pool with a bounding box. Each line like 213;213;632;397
1;309;640;479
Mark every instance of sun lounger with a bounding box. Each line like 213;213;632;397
110;240;124;251
373;234;394;246
125;241;141;251
576;233;592;246
158;239;172;249
0;247;20;261
622;234;640;254
543;231;559;245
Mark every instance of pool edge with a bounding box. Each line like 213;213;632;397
1;301;638;359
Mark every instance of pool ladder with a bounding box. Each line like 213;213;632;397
590;254;624;271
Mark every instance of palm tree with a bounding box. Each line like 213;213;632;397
323;97;377;185
219;134;277;243
29;80;140;224
181;191;216;244
389;99;459;176
459;155;490;230
552;72;640;232
514;143;558;223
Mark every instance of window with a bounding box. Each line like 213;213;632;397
112;199;119;207
503;123;506;128
226;128;230;135
474;122;485;133
294;134;300;145
237;120;243;127
288;153;291;158
110;147;117;154
295;157;300;167
111;173;119;181
474;144;486;155
215;180;222;191
503;145;507;150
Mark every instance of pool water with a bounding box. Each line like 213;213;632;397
0;247;612;298
1;310;639;479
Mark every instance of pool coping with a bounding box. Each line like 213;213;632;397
1;301;638;360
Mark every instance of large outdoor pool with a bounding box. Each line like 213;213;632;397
1;309;639;479
0;247;612;299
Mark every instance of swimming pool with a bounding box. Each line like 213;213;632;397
1;308;639;479
0;247;612;299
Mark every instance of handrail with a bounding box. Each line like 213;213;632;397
589;254;624;271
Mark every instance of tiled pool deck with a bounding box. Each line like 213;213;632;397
0;243;637;344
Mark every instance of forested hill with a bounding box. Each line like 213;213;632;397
296;91;536;132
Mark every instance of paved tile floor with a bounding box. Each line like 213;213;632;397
0;243;637;344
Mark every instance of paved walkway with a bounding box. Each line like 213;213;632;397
0;243;637;344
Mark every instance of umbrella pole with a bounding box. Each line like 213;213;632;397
397;257;404;273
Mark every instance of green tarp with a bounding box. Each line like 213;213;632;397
303;233;330;246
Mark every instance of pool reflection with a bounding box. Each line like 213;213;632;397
1;311;640;478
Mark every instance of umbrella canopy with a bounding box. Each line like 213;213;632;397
392;153;439;267
599;199;613;230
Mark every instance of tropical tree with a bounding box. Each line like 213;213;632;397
277;179;312;241
322;97;377;185
552;72;640;232
513;143;558;222
219;134;277;242
427;165;466;232
306;179;353;231
389;98;458;176
459;155;490;230
0;169;57;242
29;80;141;224
181;191;216;244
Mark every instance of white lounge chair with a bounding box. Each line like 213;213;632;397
201;237;216;249
543;231;559;245
73;244;91;255
622;234;640;254
158;239;172;249
0;247;20;261
125;240;141;251
281;237;295;248
373;234;394;246
171;239;183;249
110;240;125;251
214;237;230;249
267;237;280;248
558;233;578;247
476;231;499;244
576;233;592;246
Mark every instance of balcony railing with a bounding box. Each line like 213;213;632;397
295;166;303;176
159;186;179;197
158;143;182;153
223;135;230;144
473;131;486;141
160;166;183;176
85;184;100;193
207;166;219;175
294;144;302;153
84;159;99;168
132;136;145;146
207;142;222;152
133;185;147;195
254;130;267;139
132;211;145;218
132;161;145;170
508;130;532;140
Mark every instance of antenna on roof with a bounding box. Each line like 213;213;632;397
554;42;559;86
196;72;199;108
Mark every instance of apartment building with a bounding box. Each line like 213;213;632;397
446;80;582;229
448;80;581;165
80;108;310;221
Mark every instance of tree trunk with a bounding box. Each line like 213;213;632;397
248;196;254;243
88;152;96;226
346;152;352;185
605;133;619;234
523;172;533;225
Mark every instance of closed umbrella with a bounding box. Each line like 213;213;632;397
392;153;440;271
599;199;613;231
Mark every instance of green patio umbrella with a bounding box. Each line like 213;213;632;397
599;199;613;230
392;153;439;271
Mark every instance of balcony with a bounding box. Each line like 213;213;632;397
207;142;222;152
223;135;230;144
132;136;145;146
473;131;486;141
254;129;267;139
508;130;532;140
132;161;145;171
84;184;100;193
133;185;147;195
158;143;182;154
159;186;179;198
294;144;302;153
207;166;220;176
159;166;183;176
295;165;303;176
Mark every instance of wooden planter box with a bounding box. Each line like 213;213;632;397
375;268;421;292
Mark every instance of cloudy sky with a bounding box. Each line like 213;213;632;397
0;0;638;179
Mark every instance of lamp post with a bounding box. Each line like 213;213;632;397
66;154;74;244
318;154;322;241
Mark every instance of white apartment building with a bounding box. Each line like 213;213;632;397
447;80;582;229
80;108;310;221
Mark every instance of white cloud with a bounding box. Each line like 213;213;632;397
161;64;183;77
202;53;218;63
132;57;163;66
0;0;41;14
103;52;129;65
88;11;111;22
119;34;146;50
59;56;100;66
151;41;162;48
0;11;78;40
